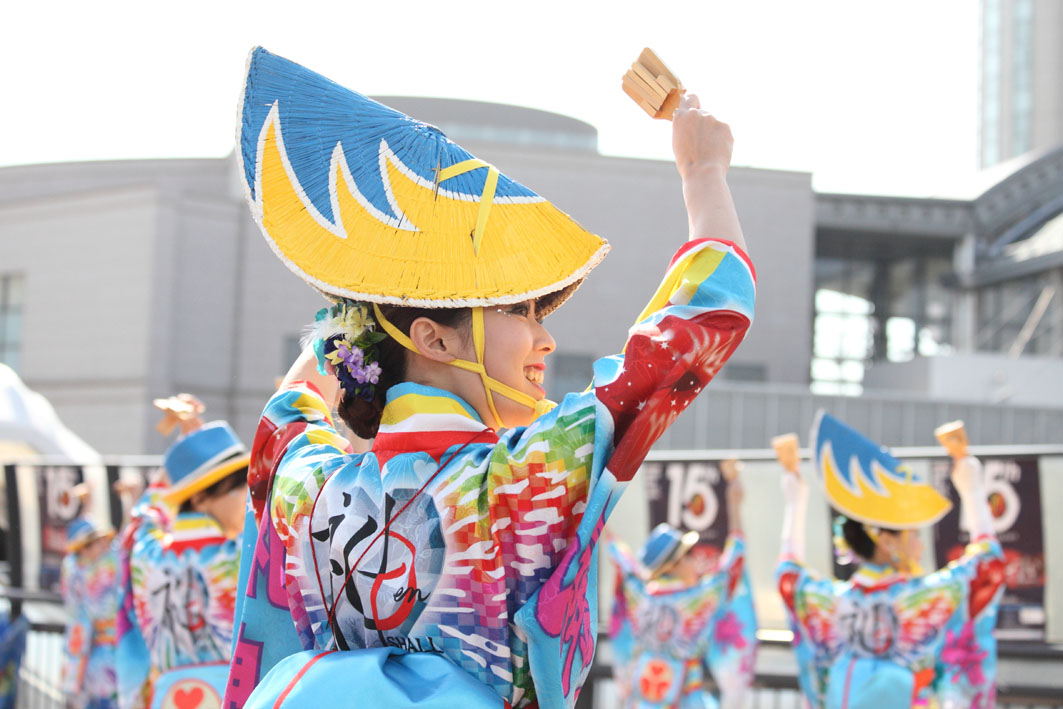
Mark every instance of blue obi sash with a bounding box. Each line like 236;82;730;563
246;647;503;708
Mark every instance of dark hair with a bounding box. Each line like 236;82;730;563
841;517;900;562
338;305;471;439
180;465;249;514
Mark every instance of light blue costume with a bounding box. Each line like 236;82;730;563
609;531;756;709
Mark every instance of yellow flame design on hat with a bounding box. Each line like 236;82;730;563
820;441;952;530
253;104;608;307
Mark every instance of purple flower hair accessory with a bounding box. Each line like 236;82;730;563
306;300;387;401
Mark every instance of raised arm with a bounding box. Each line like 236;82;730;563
772;434;808;563
673;93;746;253
725;473;745;537
951;456;995;541
280;345;341;406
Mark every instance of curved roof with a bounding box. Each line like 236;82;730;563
374;96;598;152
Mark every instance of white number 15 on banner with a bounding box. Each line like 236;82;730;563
665;462;720;531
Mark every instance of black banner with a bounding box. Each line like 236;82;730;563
36;465;85;591
643;460;730;575
931;456;1045;641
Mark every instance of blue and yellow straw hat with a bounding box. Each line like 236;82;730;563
237;47;609;312
639;523;700;578
811;411;951;530
66;517;114;553
162;421;250;506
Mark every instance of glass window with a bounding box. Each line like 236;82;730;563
0;274;25;373
812;254;954;393
981;0;1002;166
1010;0;1034;156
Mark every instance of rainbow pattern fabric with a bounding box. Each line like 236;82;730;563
61;543;119;709
224;237;755;708
115;493;239;708
777;539;1005;708
608;536;756;709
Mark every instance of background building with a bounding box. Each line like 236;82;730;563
2;92;1061;455
979;0;1063;168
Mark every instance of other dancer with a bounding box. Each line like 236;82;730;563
116;398;248;708
225;48;755;708
608;464;756;709
60;514;118;709
775;415;1005;708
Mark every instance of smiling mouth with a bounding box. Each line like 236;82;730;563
524;368;544;385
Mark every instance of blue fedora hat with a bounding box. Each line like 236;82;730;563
66;517;114;553
639;523;700;578
162;421;250;505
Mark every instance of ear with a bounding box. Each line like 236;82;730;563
189;491;208;510
408;317;465;363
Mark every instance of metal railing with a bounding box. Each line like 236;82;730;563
6;617;1062;709
17;621;63;709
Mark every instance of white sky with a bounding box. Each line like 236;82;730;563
2;0;980;196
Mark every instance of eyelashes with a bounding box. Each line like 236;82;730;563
497;302;543;323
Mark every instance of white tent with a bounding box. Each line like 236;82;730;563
0;363;100;463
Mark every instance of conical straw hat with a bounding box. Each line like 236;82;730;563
237;48;609;310
811;411;951;529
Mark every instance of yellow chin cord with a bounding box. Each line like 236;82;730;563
372;303;554;428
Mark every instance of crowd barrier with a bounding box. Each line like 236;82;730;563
1;457;1061;707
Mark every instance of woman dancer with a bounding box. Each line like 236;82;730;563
60;515;118;709
226;48;756;708
775;415;1005;708
608;467;756;709
116;399;248;708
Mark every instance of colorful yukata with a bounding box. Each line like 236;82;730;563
777;412;1007;708
226;237;756;708
777;539;1004;708
116;492;239;708
61;543;119;708
608;535;756;709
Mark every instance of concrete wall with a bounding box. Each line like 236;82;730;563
0;186;161;453
864;351;1063;408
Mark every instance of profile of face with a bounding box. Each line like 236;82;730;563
877;529;924;569
481;301;556;428
78;536;110;564
671;553;701;586
192;482;250;539
411;300;556;429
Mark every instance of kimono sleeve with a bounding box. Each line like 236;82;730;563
929;538;1005;706
705;535;757;709
60;556;90;698
225;383;355;708
115;489;169;709
197;539;242;662
250;381;354;526
606;541;641;699
776;558;839;708
511;238;755;708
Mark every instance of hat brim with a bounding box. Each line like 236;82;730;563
162;453;251;507
649;530;700;579
67;528;115;554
